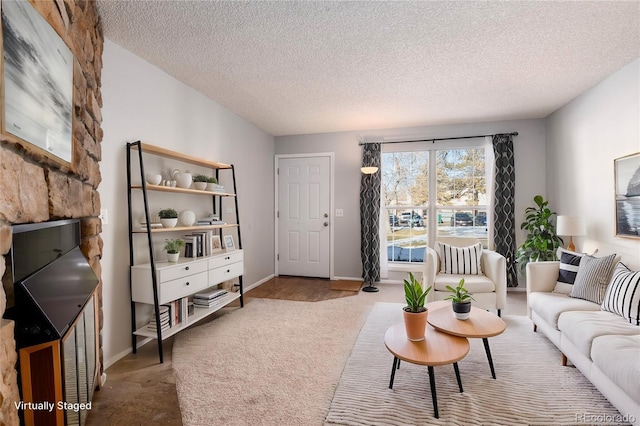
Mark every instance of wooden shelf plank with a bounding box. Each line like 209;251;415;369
131;184;236;197
132;224;239;233
132;142;232;169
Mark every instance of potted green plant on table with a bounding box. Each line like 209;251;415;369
158;208;179;228
192;174;209;190
403;272;432;341
515;195;564;274
164;238;185;262
444;278;475;320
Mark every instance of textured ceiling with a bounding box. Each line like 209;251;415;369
97;1;640;137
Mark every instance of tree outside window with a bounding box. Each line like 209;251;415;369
383;147;488;264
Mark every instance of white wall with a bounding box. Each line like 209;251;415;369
546;59;640;270
275;119;546;281
99;40;275;367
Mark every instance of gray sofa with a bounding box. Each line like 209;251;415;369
526;256;640;425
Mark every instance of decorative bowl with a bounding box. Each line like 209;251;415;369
145;174;162;185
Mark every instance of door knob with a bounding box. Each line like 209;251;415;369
324;222;329;227
324;213;329;218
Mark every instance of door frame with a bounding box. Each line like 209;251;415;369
274;153;335;280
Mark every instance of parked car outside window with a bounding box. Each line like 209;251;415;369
400;211;424;227
389;215;400;227
450;212;473;226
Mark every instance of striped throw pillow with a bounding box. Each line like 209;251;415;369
554;250;584;294
569;254;616;304
601;262;640;325
436;242;483;275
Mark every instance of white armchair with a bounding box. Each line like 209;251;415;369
424;245;507;316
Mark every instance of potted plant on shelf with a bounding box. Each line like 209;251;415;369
206;176;218;192
164;238;185;262
515;195;564;274
192;174;209;190
444;278;475;320
403;272;432;341
158;208;179;228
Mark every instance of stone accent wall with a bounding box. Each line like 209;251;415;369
0;1;103;424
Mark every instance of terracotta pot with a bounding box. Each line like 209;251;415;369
452;301;472;320
403;309;429;341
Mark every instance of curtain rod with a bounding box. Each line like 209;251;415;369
358;132;518;145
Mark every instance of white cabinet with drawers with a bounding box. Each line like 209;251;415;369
130;251;243;340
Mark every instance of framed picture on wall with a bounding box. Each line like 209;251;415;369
1;0;74;165
614;152;640;239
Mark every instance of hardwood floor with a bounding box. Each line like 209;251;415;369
246;276;361;302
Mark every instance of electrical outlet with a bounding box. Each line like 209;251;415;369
100;208;108;225
335;209;344;217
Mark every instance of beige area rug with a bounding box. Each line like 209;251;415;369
172;296;378;425
326;303;625;426
172;292;623;425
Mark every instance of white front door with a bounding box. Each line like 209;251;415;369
277;155;331;278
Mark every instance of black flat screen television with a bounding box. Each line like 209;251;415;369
3;219;98;347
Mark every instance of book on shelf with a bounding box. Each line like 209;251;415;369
183;235;198;258
139;222;163;230
193;298;229;308
197;220;225;226
194;289;228;300
185;230;216;256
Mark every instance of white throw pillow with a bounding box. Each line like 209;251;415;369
436;242;483;275
569;254;616;304
601;262;640;325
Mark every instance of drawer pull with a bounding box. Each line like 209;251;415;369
225;256;230;260
185;266;190;271
226;269;230;273
185;282;190;286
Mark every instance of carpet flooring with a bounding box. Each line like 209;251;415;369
172;293;624;425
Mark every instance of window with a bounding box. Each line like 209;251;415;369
383;145;488;264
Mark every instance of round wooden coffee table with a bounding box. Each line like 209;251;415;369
427;303;506;379
384;323;469;418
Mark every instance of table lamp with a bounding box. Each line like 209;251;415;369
556;215;586;252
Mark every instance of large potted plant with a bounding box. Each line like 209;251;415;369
444;278;474;320
515;195;564;274
403;272;432;341
164;238;185;262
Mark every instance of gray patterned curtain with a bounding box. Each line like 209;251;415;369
360;143;381;287
492;134;519;287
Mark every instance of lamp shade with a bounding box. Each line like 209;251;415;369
556;216;586;236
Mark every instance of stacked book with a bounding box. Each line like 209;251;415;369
193;289;228;308
197;217;225;226
146;305;170;332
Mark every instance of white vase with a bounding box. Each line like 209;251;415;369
160;218;178;228
167;252;179;262
172;169;192;189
